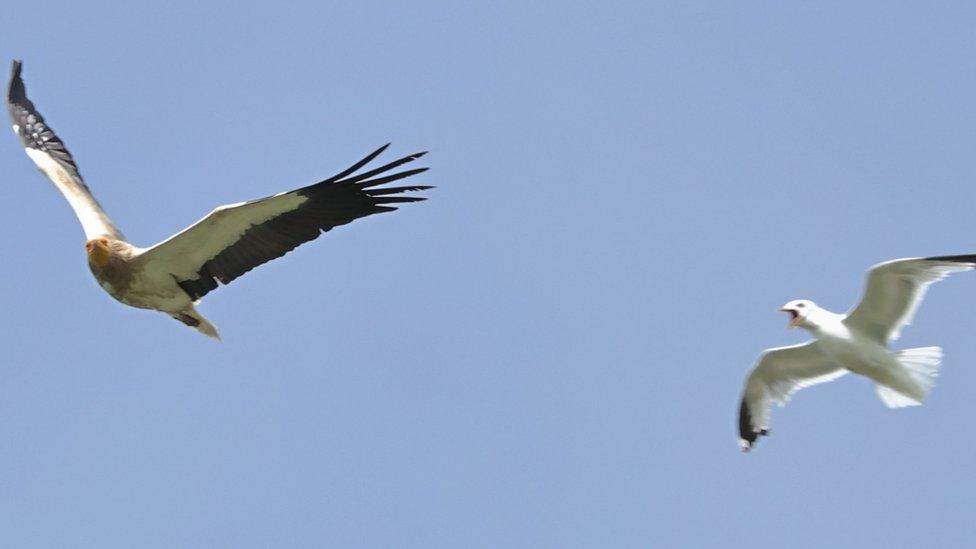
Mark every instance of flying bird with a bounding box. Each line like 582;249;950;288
7;60;431;339
738;255;976;451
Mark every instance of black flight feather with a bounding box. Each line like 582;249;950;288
177;146;432;301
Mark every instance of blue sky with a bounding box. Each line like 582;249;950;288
4;2;976;547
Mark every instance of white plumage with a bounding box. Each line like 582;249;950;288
7;61;432;339
739;256;976;451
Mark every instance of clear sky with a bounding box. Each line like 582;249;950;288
4;2;976;547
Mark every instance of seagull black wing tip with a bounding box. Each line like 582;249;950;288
738;398;766;452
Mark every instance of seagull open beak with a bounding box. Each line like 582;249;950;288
780;307;801;328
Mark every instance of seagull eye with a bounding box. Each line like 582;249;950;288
797;303;805;308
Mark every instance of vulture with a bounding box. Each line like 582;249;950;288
7;60;431;339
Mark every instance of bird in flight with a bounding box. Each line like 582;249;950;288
7;60;431;339
738;255;976;451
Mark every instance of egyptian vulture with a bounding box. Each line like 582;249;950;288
738;255;976;451
7;60;431;339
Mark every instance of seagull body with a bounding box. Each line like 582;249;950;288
7;60;431;339
739;256;976;451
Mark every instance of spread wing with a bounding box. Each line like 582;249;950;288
134;144;431;301
738;342;846;451
7;60;123;240
844;255;976;344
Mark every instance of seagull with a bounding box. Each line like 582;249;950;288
7;60;431;339
738;255;976;451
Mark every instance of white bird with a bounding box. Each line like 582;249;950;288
738;255;976;451
7;60;431;339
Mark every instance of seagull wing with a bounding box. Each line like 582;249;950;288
7;60;123;240
844;255;976;344
739;342;846;451
133;144;431;301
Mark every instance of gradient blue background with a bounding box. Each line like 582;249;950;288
4;2;976;547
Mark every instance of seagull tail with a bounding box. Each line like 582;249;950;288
875;346;942;408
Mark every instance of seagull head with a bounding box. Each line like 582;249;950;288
780;299;816;328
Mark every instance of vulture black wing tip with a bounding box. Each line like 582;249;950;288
8;59;25;101
924;254;976;265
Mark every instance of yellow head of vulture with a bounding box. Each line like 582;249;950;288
85;238;111;267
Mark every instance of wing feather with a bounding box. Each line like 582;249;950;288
738;342;845;451
7;60;123;240
135;145;431;301
844;256;976;343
